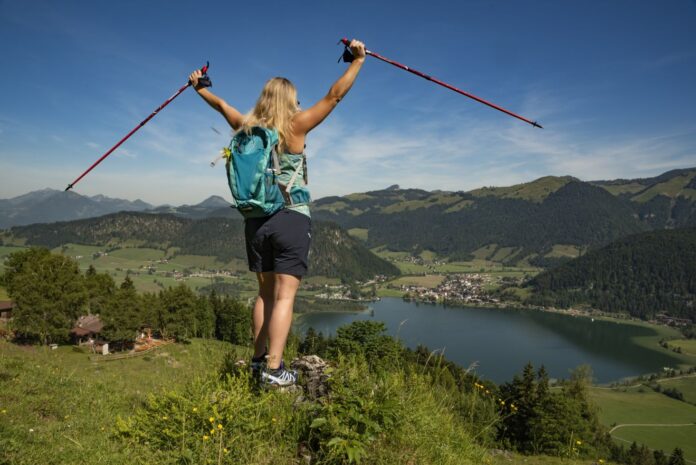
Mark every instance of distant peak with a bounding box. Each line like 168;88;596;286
385;184;400;191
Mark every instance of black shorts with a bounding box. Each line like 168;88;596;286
244;209;312;277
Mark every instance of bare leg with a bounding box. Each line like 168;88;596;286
253;272;275;358
266;273;301;370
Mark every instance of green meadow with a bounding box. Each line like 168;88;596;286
589;384;696;461
0;339;235;465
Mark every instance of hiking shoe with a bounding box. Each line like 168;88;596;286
251;352;267;380
261;361;298;388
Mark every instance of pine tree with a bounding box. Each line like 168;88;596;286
101;276;143;344
3;248;86;344
668;448;685;465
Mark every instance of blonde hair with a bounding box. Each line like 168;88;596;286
240;77;299;152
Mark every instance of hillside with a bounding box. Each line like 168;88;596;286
592;168;696;229
314;179;647;264
4;212;399;282
528;228;696;320
4;168;695;267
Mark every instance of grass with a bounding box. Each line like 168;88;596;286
0;338;235;465
631;172;696;203
491;247;519;262
1;340;492;465
347;228;368;241
611;426;696;459
108;247;165;261
443;199;473;213
589;385;696;460
0;286;8;300
471;244;498;260
469;176;573;203
658;375;696;405
545;244;582;258
2;244;259;296
668;339;696;356
491;452;619;465
389;274;445;288
596;182;645;196
376;287;406;298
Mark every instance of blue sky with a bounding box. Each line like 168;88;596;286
1;0;695;205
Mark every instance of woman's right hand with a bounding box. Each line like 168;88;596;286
349;39;366;60
189;69;203;89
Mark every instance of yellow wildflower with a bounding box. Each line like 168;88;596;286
576;440;582;446
202;435;209;441
223;448;229;454
598;460;605;464
162;416;168;420
217;424;223;430
210;429;215;435
209;417;214;423
272;417;277;423
192;407;198;412
2;409;7;414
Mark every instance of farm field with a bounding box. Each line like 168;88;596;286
670;339;696;356
658;374;696;405
389;274;445;288
1;244;259;296
589;384;696;461
0;339;237;465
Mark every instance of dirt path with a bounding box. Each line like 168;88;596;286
610;423;694;433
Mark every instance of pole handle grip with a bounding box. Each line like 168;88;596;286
189;61;212;88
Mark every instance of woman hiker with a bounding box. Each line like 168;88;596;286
188;39;366;387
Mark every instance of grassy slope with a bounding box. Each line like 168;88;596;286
658;375;696;405
0;340;493;465
0;339;234;465
469;176;574;202
589;385;696;461
631;172;696;203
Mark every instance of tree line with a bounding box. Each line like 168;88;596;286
529;228;696;320
8;212;399;282
1;248;250;345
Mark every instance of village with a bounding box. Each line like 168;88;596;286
398;273;502;305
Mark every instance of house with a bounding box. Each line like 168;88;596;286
0;301;14;320
71;314;105;348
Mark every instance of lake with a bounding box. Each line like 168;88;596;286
295;298;681;384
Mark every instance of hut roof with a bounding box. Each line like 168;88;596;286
0;301;15;311
71;315;104;336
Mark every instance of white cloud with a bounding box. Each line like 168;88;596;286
2;93;695;204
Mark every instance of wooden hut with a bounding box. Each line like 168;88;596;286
0;301;14;320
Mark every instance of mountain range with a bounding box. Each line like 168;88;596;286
311;167;696;265
2;212;399;282
2;168;695;267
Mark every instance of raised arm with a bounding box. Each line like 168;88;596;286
292;40;366;135
189;70;245;130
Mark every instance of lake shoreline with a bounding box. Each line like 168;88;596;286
296;297;695;385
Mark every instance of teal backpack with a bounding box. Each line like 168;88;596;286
224;127;310;219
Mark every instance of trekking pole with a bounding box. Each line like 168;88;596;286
64;62;212;191
339;38;542;129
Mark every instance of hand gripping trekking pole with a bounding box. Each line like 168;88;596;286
64;62;212;191
339;39;542;129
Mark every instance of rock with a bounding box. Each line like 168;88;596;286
291;355;331;401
